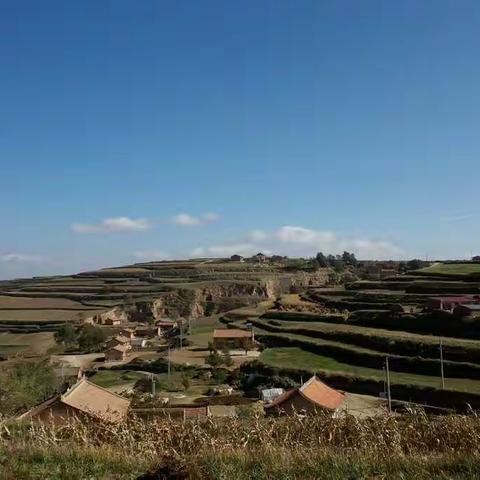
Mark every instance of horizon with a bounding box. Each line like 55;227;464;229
2;1;480;280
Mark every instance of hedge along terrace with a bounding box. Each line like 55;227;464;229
250;323;480;380
253;317;480;364
348;310;480;339
261;309;480;340
241;358;480;410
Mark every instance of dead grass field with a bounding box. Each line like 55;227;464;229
0;309;103;322
0;332;55;356
0;295;94;310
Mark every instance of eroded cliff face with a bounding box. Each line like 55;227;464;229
138;270;329;320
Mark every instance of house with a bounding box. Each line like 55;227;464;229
472;256;480;262
104;318;121;326
105;335;131;350
118;328;135;339
105;344;130;362
213;328;254;351
252;252;267;263
156;321;177;332
453;304;480;318
17;378;130;424
131;338;147;349
270;255;286;263
427;296;477;312
135;326;161;337
261;388;285;403
230;254;244;262
265;376;345;416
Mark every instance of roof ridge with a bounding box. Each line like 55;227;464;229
299;375;317;392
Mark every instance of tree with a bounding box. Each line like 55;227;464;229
54;324;77;346
0;361;60;415
206;351;223;368
315;252;328;268
406;259;424;271
223;353;234;367
77;325;107;352
181;371;191;390
207;341;216;354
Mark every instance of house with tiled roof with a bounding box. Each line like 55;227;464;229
213;328;254;351
17;378;130;424
105;335;131;350
264;376;345;415
105;343;131;361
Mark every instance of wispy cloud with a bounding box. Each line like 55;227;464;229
192;225;402;260
0;253;46;263
133;250;169;261
440;213;473;223
72;217;151;234
170;212;220;227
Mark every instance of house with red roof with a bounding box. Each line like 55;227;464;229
264;376;345;415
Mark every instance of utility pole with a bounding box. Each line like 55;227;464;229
385;357;392;413
167;346;171;379
439;338;445;390
151;373;156;396
179;322;183;351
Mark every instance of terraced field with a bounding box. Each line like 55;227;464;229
0;259;328;332
228;263;480;409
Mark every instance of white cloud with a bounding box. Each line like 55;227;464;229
274;226;336;244
133;250;169;261
249;230;268;241
170;212;220;227
191;243;266;257
191;225;403;260
0;253;45;263
440;213;473;222
72;217;151;234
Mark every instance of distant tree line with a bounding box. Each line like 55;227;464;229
313;251;358;272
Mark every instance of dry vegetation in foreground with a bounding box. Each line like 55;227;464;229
2;411;480;479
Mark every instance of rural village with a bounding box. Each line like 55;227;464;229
3;254;480;429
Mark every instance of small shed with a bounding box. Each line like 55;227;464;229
261;388;285;403
230;254;244;262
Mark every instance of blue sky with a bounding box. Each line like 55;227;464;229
1;0;479;279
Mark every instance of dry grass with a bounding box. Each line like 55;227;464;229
3;410;480;478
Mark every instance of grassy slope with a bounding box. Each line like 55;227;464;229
88;370;144;388
260;347;480;393
416;263;480;276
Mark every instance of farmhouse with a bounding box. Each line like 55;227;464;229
136;326;161;337
105;335;131;350
105;343;130;361
264;376;345;416
230;254;244;262
17;378;130;424
426;296;477;312
213;328;254;351
118;328;135;339
251;253;267;263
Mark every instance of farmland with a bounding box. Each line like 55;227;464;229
220;262;480;409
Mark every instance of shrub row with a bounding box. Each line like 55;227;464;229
349;310;480;340
252;327;480;380
255;318;480;364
